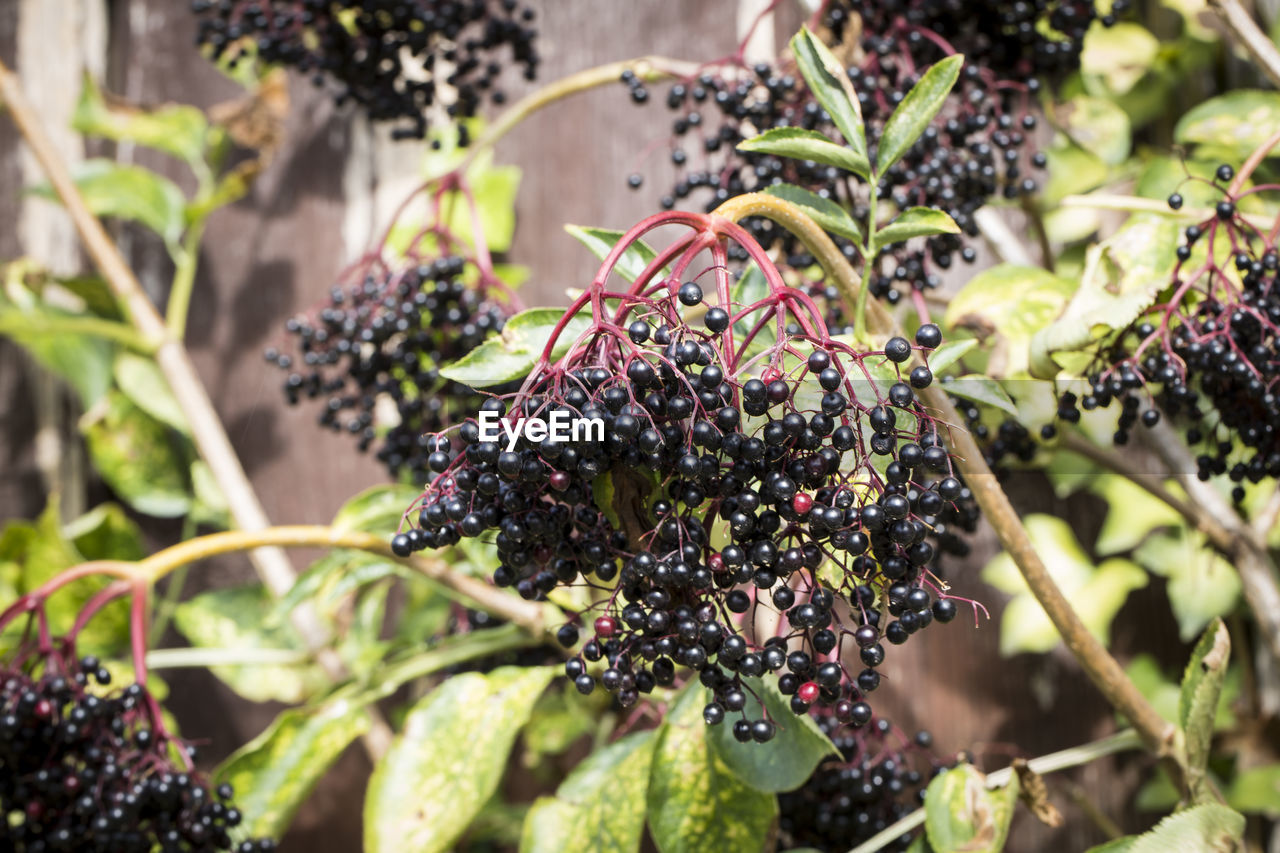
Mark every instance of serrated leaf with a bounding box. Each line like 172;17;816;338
173;585;324;703
761;184;862;244
876;207;960;246
215;698;371;838
365;667;553;853
520;730;656;853
439;306;592;386
739;126;871;176
565;225;665;284
708;677;838;793
646;685;777;853
924;763;1018;853
1098;804;1245;853
1180;619;1230;801
81;390;193;518
944;264;1077;378
1225;764;1280;816
925;338;977;375
1030;214;1180;379
113;351;189;435
944;375;1018;417
876;54;964;174
789;27;868;173
32;159;187;249
1175;91;1280;158
74;75;209;167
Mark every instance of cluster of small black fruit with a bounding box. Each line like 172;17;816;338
269;256;510;483
1;649;271;852
191;0;539;141
1059;167;1280;499
392;278;974;732
779;713;942;851
623;0;1122;300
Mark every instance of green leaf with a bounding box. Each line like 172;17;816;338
520;730;657;853
761;184;862;244
215;698;371;838
73;75;209;167
944;264;1077;378
113;351;189;435
1059;95;1132;166
738;126;871;177
789;27;868;173
923;763;1018;853
1030;214;1180;379
942;375;1018;418
646;685;777;853
708;678;837;793
1225;764;1280;816
876;207;960;246
80;390;193;518
925;338;977;376
1041;136;1110;208
190;460;231;529
32;159;187;249
521;687;601;766
332;483;422;535
365;666;553;853
564;226;665;284
439;306;592;386
1180;619;1230;801
1080;22;1160;94
1133;529;1241;642
173;585;325;703
1092;804;1245;853
64;503;145;563
1175;91;1280;159
876;54;964;174
1092;475;1183;556
983;515;1148;656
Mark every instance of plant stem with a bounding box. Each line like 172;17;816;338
1058;432;1236;554
0;313;160;353
165;219;207;339
848;729;1144;853
1210;0;1280;88
145;646;310;670
128;525;556;639
713;192;1181;769
1059;193;1274;229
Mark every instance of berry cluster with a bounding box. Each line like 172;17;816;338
1060;170;1280;498
392;213;978;730
1;644;271;852
622;2;1118;300
778;712;943;851
191;0;539;141
270;253;512;483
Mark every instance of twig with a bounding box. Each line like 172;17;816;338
848;729;1144;853
1060;193;1274;229
1059;432;1236;554
973;207;1036;267
715;193;1181;768
1210;0;1280;88
1062;780;1126;840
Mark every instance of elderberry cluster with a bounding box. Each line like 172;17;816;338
622;4;1118;300
1059;170;1280;500
1;648;271;852
778;713;943;851
392;257;976;730
269;255;510;482
191;0;539;141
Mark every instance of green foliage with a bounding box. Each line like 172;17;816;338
942;376;1018;418
1086;804;1244;852
73;74;210;168
521;730;657;853
1175;91;1280;158
216;698;372;838
364;667;553;853
646;685;778;853
440;306;592;385
945;265;1076;378
1179;619;1230;803
564;225;665;283
32;160;187;250
788;27;868;176
875;207;960;247
760;185;863;244
876;55;964;174
923;764;1018;853
707;677;838;793
738;127;871;175
81;391;194;518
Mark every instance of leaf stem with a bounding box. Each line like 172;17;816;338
847;729;1144;853
0;312;160;353
164;218;207;339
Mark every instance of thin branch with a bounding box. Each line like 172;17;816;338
714;193;1181;769
1059;432;1236;554
146;646;310;670
848;729;1144;853
1060;193;1274;229
973;207;1036;267
1210;0;1280;89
